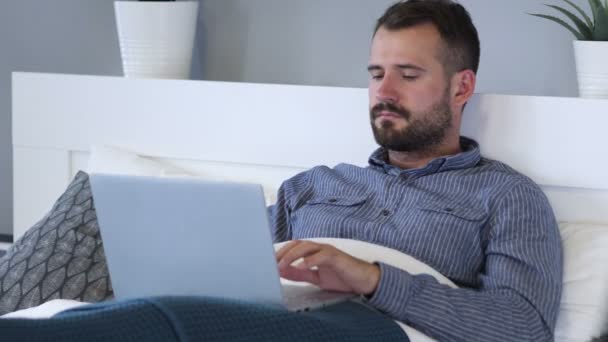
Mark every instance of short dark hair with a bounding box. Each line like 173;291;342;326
374;0;480;76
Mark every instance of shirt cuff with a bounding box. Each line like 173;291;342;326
364;262;416;317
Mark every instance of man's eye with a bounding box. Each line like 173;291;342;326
371;74;384;80
403;75;418;80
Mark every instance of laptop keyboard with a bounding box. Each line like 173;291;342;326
282;284;355;311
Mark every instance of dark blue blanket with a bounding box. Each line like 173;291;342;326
0;297;409;341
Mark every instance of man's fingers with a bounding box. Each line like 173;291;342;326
298;249;333;269
279;266;320;285
278;242;322;269
277;241;324;269
275;240;301;261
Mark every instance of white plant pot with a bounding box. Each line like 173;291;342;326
114;1;199;79
573;40;608;99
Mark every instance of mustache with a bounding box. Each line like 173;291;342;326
370;102;410;120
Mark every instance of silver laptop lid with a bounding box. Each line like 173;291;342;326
89;173;284;307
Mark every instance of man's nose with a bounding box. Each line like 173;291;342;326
376;75;400;104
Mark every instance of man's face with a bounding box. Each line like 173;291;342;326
368;23;454;153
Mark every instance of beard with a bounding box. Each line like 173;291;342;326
369;88;453;154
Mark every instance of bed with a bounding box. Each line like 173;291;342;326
9;72;608;341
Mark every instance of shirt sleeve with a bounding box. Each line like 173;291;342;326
365;181;563;342
267;170;312;243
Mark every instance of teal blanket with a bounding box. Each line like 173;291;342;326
0;297;408;341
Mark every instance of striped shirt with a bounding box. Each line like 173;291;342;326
268;137;562;342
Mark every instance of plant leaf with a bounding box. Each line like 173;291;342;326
546;4;593;39
594;12;608;39
589;0;608;41
562;0;593;28
589;0;601;22
529;13;586;39
589;0;608;39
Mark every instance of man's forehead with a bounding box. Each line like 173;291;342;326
372;22;442;46
369;24;444;66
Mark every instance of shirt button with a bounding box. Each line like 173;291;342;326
328;198;337;203
380;209;391;216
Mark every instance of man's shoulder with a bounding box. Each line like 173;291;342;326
280;164;366;188
297;163;370;177
475;157;543;192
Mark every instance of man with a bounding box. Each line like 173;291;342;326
273;1;563;341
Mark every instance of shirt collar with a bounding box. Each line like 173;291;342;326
368;136;481;177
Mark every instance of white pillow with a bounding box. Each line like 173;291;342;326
275;238;455;287
555;222;608;342
87;145;191;177
1;299;88;319
86;145;278;205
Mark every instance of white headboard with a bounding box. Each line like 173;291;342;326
12;72;608;239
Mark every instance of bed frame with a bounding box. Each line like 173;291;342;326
11;72;608;240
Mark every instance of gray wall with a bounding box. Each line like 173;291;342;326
198;0;581;94
0;0;123;237
0;0;587;236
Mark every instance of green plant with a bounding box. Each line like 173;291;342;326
529;0;608;40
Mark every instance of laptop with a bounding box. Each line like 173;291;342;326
89;173;354;312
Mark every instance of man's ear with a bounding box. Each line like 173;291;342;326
451;70;476;109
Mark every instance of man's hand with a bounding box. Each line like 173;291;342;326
275;240;381;295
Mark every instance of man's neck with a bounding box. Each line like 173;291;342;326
387;139;462;170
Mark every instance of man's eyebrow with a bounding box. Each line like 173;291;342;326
367;64;426;72
396;64;426;72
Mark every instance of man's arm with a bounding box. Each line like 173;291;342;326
277;181;563;342
367;181;562;341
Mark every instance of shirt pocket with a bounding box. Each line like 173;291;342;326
290;195;369;239
306;195;367;207
412;200;487;275
416;200;486;222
